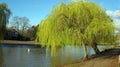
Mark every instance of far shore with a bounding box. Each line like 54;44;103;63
0;40;40;45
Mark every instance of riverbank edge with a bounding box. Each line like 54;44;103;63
0;40;42;47
57;47;120;67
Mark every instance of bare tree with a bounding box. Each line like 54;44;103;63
20;17;30;34
11;16;30;35
11;16;21;32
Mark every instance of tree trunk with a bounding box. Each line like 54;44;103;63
92;43;100;54
82;44;88;60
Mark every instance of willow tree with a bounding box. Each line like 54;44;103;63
0;3;11;40
35;1;115;58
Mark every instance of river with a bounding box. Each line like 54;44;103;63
0;44;106;67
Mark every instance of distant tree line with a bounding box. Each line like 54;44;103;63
4;25;37;41
0;3;37;41
5;16;38;41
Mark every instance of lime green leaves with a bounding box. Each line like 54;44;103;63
36;1;115;56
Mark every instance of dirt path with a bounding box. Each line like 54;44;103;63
59;56;118;67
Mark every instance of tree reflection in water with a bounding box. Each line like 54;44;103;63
0;48;3;67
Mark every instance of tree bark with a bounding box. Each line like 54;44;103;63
92;43;100;54
82;43;88;60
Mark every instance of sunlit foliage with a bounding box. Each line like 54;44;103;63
36;1;115;57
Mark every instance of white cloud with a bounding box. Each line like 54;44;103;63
115;10;120;19
106;10;120;19
106;10;120;31
70;0;80;2
70;0;86;2
114;21;120;30
106;10;114;17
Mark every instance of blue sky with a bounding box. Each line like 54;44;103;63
0;0;120;26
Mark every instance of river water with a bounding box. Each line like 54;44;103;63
0;44;105;67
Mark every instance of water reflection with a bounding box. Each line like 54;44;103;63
0;48;3;67
27;48;30;52
0;45;96;67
